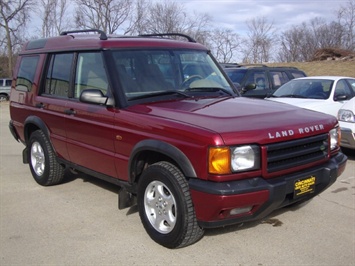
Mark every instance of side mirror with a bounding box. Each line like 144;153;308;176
241;83;256;93
335;94;348;101
80;89;108;105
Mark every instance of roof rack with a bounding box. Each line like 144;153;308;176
220;63;241;68
60;29;108;40
139;33;196;43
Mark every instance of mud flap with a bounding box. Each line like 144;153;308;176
22;147;28;164
118;188;137;209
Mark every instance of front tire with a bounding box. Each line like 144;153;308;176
137;161;204;248
28;130;65;186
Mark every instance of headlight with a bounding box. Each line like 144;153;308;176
329;127;341;151
209;145;260;174
231;145;260;172
338;109;355;122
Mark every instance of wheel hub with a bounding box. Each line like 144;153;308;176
144;181;177;234
30;141;45;176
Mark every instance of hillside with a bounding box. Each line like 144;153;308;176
266;61;355;78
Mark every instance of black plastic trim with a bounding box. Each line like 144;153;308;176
139;33;196;43
24;116;50;142
129;139;197;182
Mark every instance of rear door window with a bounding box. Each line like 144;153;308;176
270;71;290;89
44;53;74;98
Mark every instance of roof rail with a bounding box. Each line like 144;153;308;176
139;33;196;43
240;63;268;67
60;29;108;40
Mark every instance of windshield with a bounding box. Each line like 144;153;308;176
111;49;234;101
224;69;247;84
272;79;334;99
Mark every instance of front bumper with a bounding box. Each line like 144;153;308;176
189;152;347;228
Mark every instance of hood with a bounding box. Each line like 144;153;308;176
267;97;341;118
127;97;337;145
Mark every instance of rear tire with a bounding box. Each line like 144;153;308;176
137;161;204;248
28;130;65;186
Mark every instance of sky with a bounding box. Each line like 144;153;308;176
27;0;349;37
172;0;349;34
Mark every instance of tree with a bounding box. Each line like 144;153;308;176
75;0;133;34
337;0;355;50
242;17;276;63
277;25;305;62
0;0;34;76
129;0;211;43
209;28;241;63
39;0;72;37
277;18;346;62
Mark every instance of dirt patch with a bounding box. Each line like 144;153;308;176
312;48;355;61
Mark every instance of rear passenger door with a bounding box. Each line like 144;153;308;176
36;53;73;160
65;52;118;178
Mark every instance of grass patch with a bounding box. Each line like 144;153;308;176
266;61;355;78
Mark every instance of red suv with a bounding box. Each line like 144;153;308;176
9;30;347;248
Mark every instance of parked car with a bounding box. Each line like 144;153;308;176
9;29;347;248
267;76;355;118
221;63;306;98
0;78;11;101
338;97;355;149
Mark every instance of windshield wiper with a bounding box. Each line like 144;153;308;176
128;90;192;101
274;94;307;98
185;87;234;97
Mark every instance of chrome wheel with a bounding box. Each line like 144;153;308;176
30;141;45;176
144;180;177;234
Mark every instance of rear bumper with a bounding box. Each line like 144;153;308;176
189;152;347;228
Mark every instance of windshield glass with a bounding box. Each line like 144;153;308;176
272;79;334;99
224;69;247;84
111;49;234;101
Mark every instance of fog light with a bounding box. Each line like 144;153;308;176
230;206;253;216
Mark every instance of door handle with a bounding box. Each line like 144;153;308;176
64;109;76;115
35;103;45;109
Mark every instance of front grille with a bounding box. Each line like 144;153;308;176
266;134;328;173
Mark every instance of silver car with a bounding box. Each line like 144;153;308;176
0;78;11;101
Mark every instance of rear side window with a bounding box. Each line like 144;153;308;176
44;53;74;97
16;56;39;92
